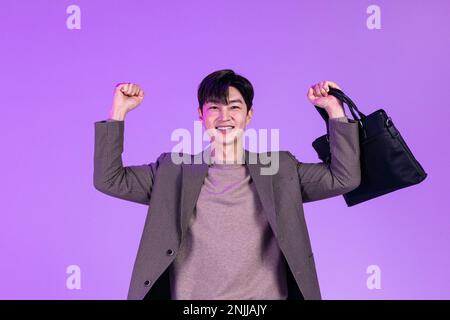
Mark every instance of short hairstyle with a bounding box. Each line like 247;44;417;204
197;69;254;114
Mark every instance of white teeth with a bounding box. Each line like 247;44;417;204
216;126;234;130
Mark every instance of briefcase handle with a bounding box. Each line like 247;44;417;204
314;87;367;137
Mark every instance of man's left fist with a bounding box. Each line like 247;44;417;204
307;80;344;111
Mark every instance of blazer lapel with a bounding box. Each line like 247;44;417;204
179;148;278;243
245;150;278;237
179;151;209;243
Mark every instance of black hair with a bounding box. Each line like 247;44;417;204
197;69;254;114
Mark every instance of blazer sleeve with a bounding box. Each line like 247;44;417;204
287;117;361;203
93;120;166;205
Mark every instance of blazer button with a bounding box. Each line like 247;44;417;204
166;249;174;256
144;280;151;287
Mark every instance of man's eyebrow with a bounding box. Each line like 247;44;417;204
209;98;243;105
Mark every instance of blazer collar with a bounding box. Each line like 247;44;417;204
179;147;277;243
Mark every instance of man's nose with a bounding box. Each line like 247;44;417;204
218;107;230;120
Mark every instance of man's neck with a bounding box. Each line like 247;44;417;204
210;139;245;164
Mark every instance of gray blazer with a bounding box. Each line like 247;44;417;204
93;117;361;300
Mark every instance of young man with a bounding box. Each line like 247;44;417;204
93;69;361;300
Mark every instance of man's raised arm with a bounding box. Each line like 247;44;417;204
288;81;361;203
93;83;166;205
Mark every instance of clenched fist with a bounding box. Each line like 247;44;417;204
307;80;343;111
109;83;145;120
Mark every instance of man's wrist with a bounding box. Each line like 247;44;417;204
325;103;346;119
108;109;127;121
327;111;346;119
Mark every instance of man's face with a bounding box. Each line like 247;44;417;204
198;86;253;145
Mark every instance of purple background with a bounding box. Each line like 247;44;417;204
1;0;448;299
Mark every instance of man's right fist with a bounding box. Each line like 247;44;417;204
110;83;145;120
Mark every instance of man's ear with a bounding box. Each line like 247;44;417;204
246;108;253;125
197;107;203;120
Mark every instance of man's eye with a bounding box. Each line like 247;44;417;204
209;106;218;109
232;106;240;109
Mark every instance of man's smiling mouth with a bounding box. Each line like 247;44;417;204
215;126;235;132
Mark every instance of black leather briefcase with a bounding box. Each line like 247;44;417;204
312;87;427;206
